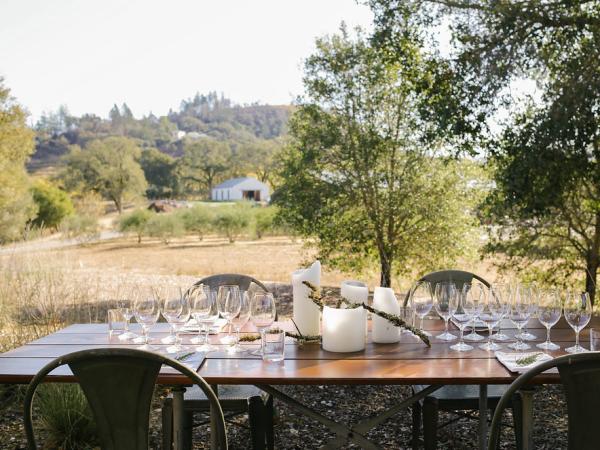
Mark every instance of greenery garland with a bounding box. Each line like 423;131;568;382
239;282;431;347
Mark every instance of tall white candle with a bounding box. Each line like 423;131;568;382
292;261;321;336
322;305;366;353
372;287;401;343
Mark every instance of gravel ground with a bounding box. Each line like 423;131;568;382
0;283;570;449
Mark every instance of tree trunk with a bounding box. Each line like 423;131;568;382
587;212;600;304
380;255;392;288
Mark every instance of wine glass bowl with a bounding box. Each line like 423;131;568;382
217;285;242;345
250;292;277;355
434;282;458;342
536;288;562;351
133;293;160;350
479;286;506;351
190;285;219;352
410;281;433;337
508;284;533;351
564;290;592;353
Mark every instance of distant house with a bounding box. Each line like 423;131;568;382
211;177;270;202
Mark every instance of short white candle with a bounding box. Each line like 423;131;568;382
292;261;321;336
372;287;401;343
322;305;366;353
341;280;368;305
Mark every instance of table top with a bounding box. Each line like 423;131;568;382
0;317;595;386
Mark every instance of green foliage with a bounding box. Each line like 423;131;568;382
30;179;74;229
212;204;251;243
36;384;99;450
145;213;184;244
252;206;279;239
61;136;147;213
0;78;37;243
177;205;212;240
179;138;230;198
59;214;99;240
139;148;180;198
119;208;153;243
275;27;479;286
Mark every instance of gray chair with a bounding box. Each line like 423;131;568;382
488;352;600;450
24;348;227;450
162;274;274;450
405;270;522;450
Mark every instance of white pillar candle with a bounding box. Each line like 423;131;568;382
322;305;366;353
372;287;401;343
340;280;368;305
292;260;321;336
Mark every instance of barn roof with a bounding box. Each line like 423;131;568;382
213;177;264;189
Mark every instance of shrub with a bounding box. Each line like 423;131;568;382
30;180;74;230
119;209;153;243
145;213;184;244
253;206;277;239
178;205;212;241
36;384;98;450
212;205;250;243
59;214;99;240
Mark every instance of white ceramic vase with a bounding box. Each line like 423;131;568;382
291;261;321;336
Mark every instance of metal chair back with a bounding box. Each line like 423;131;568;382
24;348;227;450
403;269;490;307
195;273;268;293
488;352;600;450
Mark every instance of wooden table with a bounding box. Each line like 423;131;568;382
0;317;593;449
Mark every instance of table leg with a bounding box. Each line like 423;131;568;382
172;386;186;450
478;384;488;450
520;388;535;450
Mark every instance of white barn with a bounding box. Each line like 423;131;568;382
211;177;270;202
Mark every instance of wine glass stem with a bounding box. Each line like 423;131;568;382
488;325;493;347
575;330;580;348
516;325;522;350
235;326;241;345
546;327;551;345
125;318;129;332
420;317;424;330
204;323;210;345
445;318;449;334
260;328;266;354
459;327;464;345
143;325;148;344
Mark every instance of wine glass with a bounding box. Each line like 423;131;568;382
190;285;219;352
166;287;191;353
133;292;160;350
464;283;486;342
536;288;562;351
434;282;458;341
450;284;479;352
116;283;138;341
479;286;507;351
490;283;512;342
410;281;433;336
508;284;532;351
250;292;277;355
162;285;184;345
516;283;538;341
228;290;251;353
217;285;242;345
564;290;592;353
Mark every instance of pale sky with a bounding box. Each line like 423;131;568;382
0;0;374;122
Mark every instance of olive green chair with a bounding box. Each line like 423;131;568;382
162;274;274;450
405;270;523;450
488;352;600;450
24;348;227;450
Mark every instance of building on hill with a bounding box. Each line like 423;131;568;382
211;177;270;202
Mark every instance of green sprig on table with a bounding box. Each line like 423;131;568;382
516;353;543;366
303;281;431;347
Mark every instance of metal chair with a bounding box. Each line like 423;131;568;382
405;270;523;450
162;274;274;450
24;348;227;450
488;352;600;450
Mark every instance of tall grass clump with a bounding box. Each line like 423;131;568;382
35;384;98;449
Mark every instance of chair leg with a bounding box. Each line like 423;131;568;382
423;398;439;450
182;411;193;450
265;395;275;450
162;400;173;450
248;395;267;450
411;401;422;450
511;393;524;450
